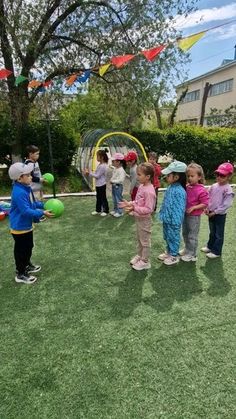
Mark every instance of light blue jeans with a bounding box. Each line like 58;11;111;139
112;184;123;215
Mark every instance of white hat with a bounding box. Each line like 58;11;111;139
8;162;34;181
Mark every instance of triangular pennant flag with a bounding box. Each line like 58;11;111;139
66;74;78;86
0;68;12;79
77;70;91;83
99;63;111;77
15;75;28;86
141;45;166;61
111;54;135;68
43;80;53;87
28;80;42;88
177;31;206;52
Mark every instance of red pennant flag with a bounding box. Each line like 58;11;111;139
43;80;53;87
111;54;135;68
141;45;166;61
0;68;12;79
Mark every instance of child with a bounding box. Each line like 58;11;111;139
158;160;187;266
25;145;45;200
119;162;156;270
201;162;234;259
124;151;139;200
110;152;126;218
180;163;209;262
85;149;109;216
8;162;53;284
148;151;162;211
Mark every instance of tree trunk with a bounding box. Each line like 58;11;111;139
199;82;212;126
154;104;163;129
168;88;188;127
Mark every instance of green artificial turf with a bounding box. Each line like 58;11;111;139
0;196;236;419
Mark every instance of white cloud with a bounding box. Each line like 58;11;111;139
209;23;236;40
174;3;236;30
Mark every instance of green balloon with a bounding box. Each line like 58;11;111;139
44;198;64;218
43;173;54;184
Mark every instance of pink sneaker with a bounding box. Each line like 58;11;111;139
132;259;151;271
130;255;141;265
163;256;179;266
158;252;169;261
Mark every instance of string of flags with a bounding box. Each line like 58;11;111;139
0;20;233;89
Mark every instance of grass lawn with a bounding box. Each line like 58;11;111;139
1;195;236;419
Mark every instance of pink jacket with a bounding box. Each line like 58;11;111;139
186;184;209;216
132;183;156;217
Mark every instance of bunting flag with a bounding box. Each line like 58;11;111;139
43;80;53;87
99;63;111;77
15;75;28;86
66;74;78;86
0;68;12;79
141;45;166;61
111;54;135;68
28;80;42;88
77;70;91;83
177;31;206;52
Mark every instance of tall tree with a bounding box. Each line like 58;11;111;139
0;0;197;159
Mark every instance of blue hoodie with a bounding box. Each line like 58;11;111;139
9;182;44;231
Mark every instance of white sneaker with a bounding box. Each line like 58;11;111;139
113;212;123;218
91;211;99;215
179;248;186;256
130;255;141;265
181;255;197;262
158;252;169;261
201;246;210;253
206;252;220;259
110;211;115;215
100;212;108;217
132;259;151;271
163;256;179;266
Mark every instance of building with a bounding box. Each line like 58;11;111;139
175;47;236;126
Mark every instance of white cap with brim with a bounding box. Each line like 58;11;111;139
161;160;187;176
8;162;34;181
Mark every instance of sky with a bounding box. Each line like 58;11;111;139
175;0;236;80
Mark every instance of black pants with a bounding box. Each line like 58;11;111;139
207;214;226;255
96;185;109;213
12;231;34;275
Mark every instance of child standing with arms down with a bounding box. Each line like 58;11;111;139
85;149;109;216
148;151;161;211
158;161;187;266
8;162;53;284
25;145;45;200
124;151;139;200
119;163;156;270
110;153;126;218
180;163;209;262
201;162;234;259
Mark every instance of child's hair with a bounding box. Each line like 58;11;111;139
148;151;158;160
26;145;40;155
187;162;205;184
97;148;108;163
172;172;187;190
138;162;154;182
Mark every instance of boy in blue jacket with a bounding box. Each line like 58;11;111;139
8;162;53;284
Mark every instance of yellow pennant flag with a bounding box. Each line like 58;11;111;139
99;63;111;77
177;31;206;52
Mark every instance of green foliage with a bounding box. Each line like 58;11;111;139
132;129;166;154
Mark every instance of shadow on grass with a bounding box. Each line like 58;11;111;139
110;269;147;319
200;258;231;297
143;262;203;313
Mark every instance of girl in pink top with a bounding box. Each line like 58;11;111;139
180;163;209;262
119;163;156;271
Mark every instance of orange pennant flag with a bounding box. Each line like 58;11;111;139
141;45;166;61
28;80;42;88
66;74;78;86
99;63;111;77
111;54;135;68
177;31;206;52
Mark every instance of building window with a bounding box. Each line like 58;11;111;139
209;79;233;96
181;90;200;103
179;118;198;126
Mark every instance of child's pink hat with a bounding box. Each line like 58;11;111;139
112;152;124;161
215;162;234;176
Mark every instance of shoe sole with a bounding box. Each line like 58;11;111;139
132;265;151;271
27;267;42;273
15;277;37;284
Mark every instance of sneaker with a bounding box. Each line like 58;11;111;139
110;211;116;215
206;252;220;259
15;273;37;284
91;211;100;215
26;263;41;273
100;212;108;217
130;255;141;265
132;259;151;271
158;252;169;261
113;212;123;218
201;246;210;253
181;255;197;262
179;248;186;256
39;215;47;222
163;256;179;266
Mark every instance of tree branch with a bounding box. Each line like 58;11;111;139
0;0;15;88
51;34;101;56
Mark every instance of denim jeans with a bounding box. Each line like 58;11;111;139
112;184;123;214
207;214;226;255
